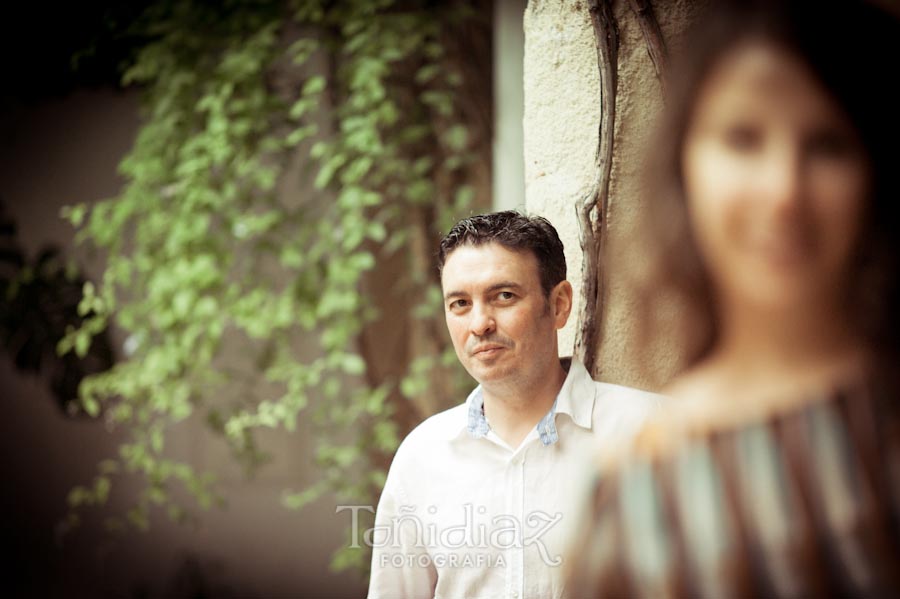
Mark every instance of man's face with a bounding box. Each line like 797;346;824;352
441;242;571;389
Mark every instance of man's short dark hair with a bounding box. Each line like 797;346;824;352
437;211;567;297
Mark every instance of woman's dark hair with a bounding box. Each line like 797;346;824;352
643;0;900;368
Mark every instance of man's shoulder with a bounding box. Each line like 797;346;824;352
395;401;468;453
382;402;468;492
566;357;662;411
592;380;662;406
587;380;663;442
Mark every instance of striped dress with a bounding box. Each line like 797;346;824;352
565;380;900;598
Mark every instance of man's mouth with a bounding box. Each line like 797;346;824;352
471;344;507;356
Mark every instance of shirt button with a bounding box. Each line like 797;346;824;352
512;592;519;598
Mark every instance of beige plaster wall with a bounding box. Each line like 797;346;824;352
524;0;695;390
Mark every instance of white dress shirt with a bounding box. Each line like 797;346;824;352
367;358;660;599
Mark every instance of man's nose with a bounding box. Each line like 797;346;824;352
469;303;496;336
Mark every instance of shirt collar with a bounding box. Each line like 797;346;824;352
466;388;491;438
456;357;596;445
554;357;596;430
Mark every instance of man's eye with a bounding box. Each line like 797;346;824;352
497;291;515;301
449;299;469;310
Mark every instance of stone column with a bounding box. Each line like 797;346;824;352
523;0;694;389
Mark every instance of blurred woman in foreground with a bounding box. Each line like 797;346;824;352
567;1;900;596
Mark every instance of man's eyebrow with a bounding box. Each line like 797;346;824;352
443;290;467;301
443;282;523;302
486;281;523;294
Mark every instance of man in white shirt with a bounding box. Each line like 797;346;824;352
367;211;659;598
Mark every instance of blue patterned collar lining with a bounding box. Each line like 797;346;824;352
466;387;560;446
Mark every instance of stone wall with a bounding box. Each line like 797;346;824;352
524;0;696;389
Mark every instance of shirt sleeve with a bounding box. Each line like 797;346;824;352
367;460;437;598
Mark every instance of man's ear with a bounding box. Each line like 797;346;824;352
550;280;573;329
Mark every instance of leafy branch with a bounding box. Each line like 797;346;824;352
58;0;488;572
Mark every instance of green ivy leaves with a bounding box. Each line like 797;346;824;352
59;0;482;575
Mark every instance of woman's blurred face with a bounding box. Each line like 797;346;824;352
682;43;870;314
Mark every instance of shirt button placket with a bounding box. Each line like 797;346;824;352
511;453;525;599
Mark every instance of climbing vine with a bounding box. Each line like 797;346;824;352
59;0;489;572
575;0;667;377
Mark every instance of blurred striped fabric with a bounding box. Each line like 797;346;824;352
566;382;900;598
